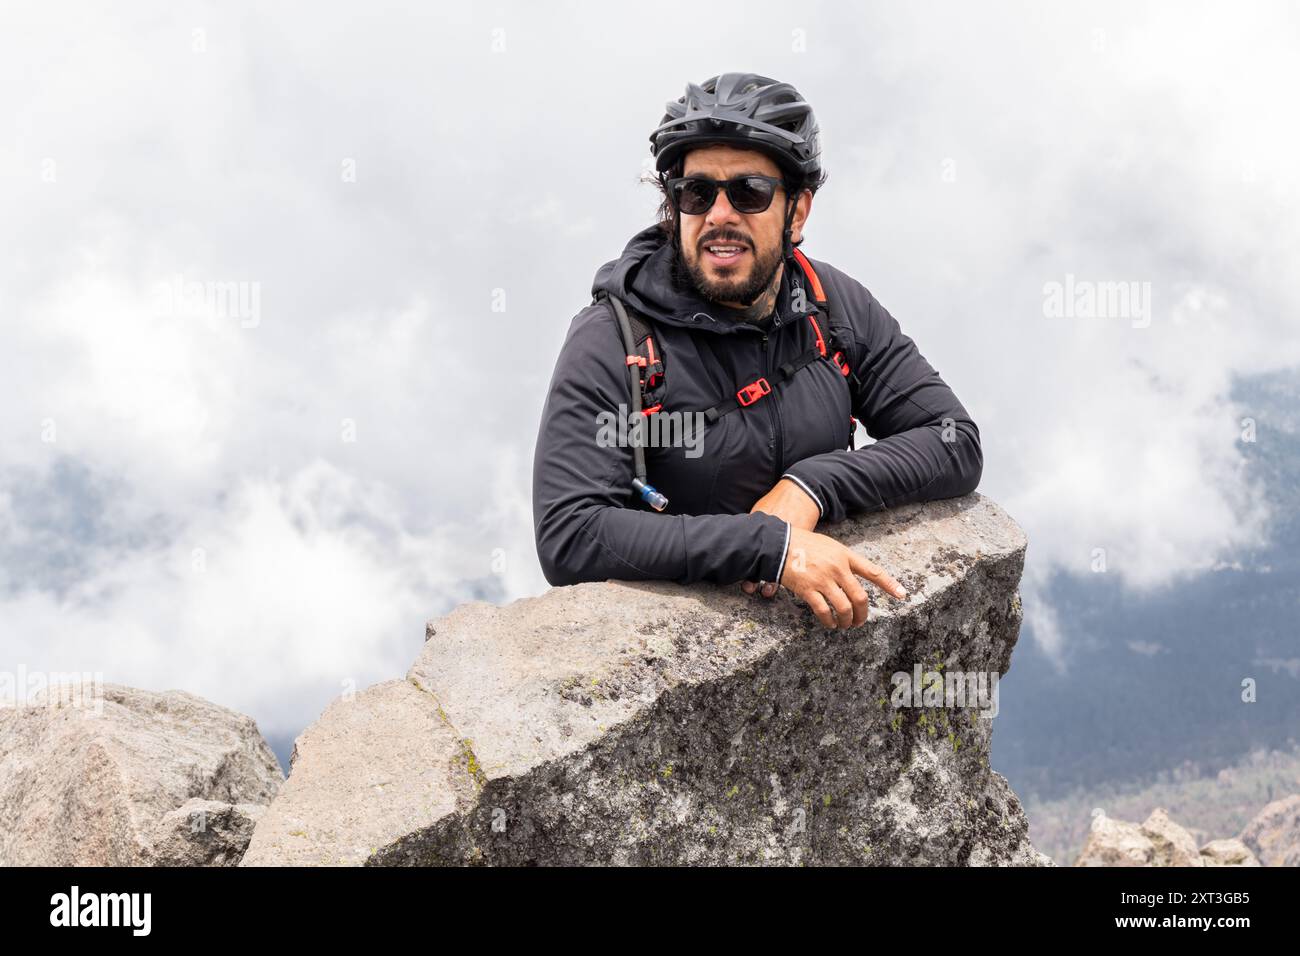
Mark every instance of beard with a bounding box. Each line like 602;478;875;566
677;229;784;310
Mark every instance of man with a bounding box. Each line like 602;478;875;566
532;73;982;629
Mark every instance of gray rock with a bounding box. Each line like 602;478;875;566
1140;807;1204;867
246;493;1051;866
1075;808;1266;867
1199;838;1260;867
1075;813;1156;866
1239;794;1300;867
146;799;267;866
0;684;282;866
240;680;477;866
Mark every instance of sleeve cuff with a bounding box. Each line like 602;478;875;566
772;519;792;584
781;473;824;518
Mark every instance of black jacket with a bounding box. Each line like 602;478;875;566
532;223;982;587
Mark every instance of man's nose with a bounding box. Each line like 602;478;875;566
705;189;742;226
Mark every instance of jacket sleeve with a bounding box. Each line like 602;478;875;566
780;276;983;525
532;303;792;587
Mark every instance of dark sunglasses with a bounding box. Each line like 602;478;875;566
665;175;786;215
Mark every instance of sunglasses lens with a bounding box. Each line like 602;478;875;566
670;176;780;214
729;177;777;213
673;178;716;215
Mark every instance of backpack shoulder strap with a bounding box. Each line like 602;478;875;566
790;250;864;450
591;290;669;510
791;249;862;394
594;291;665;410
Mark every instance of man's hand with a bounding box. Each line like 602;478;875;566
778;527;907;630
744;478;821;598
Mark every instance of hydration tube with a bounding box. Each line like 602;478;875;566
606;293;669;512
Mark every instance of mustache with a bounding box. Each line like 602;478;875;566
699;234;751;248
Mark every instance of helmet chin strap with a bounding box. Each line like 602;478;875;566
781;193;798;261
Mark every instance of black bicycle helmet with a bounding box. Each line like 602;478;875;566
649;73;822;181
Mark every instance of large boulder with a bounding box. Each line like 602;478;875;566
0;684;282;865
244;493;1051;866
1239;794;1300;867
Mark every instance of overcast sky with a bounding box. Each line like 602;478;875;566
3;1;1297;738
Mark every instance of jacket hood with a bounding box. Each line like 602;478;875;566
591;222;803;334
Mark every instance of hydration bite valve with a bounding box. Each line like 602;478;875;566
632;478;669;512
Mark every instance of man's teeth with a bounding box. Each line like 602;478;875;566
708;245;744;256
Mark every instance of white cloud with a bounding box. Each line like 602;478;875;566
0;459;478;734
800;3;1298;636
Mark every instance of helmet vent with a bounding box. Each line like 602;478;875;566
649;72;822;181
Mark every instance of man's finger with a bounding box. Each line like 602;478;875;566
833;566;871;627
741;580;757;595
825;582;854;630
847;552;907;600
760;582;778;598
804;590;835;629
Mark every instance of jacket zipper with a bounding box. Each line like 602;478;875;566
760;330;784;487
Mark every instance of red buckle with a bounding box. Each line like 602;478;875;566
736;377;771;407
626;355;647;367
832;351;851;377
